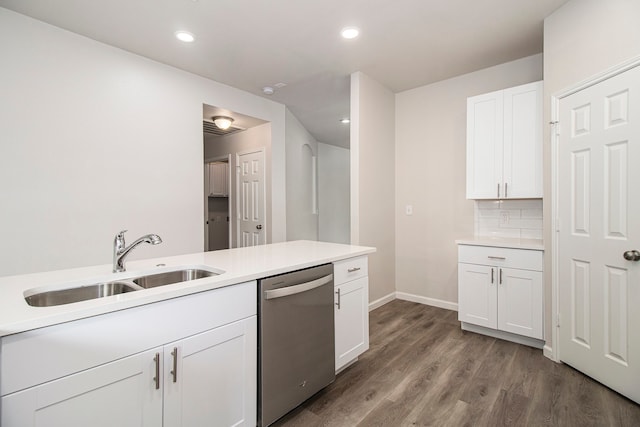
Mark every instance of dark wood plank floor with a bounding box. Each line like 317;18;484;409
274;299;640;427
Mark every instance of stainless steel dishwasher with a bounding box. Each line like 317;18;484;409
258;263;335;427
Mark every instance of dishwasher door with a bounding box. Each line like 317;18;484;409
258;263;335;427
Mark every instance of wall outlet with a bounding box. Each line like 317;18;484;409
405;205;413;216
500;210;510;225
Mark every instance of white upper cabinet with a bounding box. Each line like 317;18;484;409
208;162;229;197
466;81;543;199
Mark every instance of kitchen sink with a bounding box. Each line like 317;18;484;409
25;282;141;307
24;267;222;307
133;269;216;288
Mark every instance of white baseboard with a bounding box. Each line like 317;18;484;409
395;292;458;311
368;292;396;311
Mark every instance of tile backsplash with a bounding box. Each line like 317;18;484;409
475;199;543;239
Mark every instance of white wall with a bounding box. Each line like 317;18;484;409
351;72;396;304
205;123;272;247
285;109;319;241
394;54;542;306
543;0;640;345
0;8;286;277
318;142;350;244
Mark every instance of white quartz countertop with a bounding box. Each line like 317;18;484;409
0;240;375;337
455;236;544;251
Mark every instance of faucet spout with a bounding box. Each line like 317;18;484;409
113;230;163;273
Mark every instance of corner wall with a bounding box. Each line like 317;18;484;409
394;54;542;307
543;0;640;346
351;72;396;303
285;109;319;241
0;8;286;277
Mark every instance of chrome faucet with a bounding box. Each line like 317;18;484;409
113;230;162;272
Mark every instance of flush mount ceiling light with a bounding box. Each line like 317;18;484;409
340;118;350;124
175;31;195;43
340;27;360;39
212;116;234;130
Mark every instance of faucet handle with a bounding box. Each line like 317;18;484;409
115;230;128;246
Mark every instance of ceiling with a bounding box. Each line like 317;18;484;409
0;0;569;148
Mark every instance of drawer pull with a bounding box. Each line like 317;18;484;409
487;256;506;260
347;267;361;273
335;288;341;309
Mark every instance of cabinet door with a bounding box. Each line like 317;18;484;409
458;263;497;329
502;81;543;198
1;348;162;427
466;89;504;199
497;267;543;339
209;163;229;197
335;276;369;371
163;317;257;427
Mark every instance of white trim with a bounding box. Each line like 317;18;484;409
368;292;395;311
462;322;544;349
350;72;360;245
550;54;640;365
396;292;458;312
543;345;556;361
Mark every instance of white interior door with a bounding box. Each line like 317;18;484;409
558;64;640;403
236;149;266;247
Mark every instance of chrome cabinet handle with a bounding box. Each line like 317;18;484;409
488;256;506;260
491;268;494;284
335;288;341;309
347;267;361;273
505;183;508;198
170;347;178;383
499;268;503;285
153;353;160;390
497;183;500;198
623;250;640;261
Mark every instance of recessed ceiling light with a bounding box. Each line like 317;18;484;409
175;31;195;43
341;27;360;39
340;118;350;124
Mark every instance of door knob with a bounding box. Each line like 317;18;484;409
256;224;263;230
623;250;640;261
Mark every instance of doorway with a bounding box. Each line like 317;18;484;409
203;104;270;250
205;158;231;251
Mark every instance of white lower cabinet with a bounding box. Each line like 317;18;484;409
163;318;256;427
0;282;257;427
333;256;369;372
1;348;163;427
458;245;543;342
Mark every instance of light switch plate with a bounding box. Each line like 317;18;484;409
405;205;413;215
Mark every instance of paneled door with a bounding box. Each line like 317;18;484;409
236;149;266;247
558;64;640;403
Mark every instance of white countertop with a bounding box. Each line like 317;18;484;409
0;240;375;337
456;236;544;251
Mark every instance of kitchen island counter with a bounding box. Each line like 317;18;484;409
0;240;375;337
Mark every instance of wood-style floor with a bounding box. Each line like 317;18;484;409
274;299;640;427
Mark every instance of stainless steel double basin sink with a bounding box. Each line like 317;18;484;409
25;268;220;307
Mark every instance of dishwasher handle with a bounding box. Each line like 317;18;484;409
264;274;333;300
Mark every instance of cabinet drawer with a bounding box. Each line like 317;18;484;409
333;256;368;285
458;245;542;271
